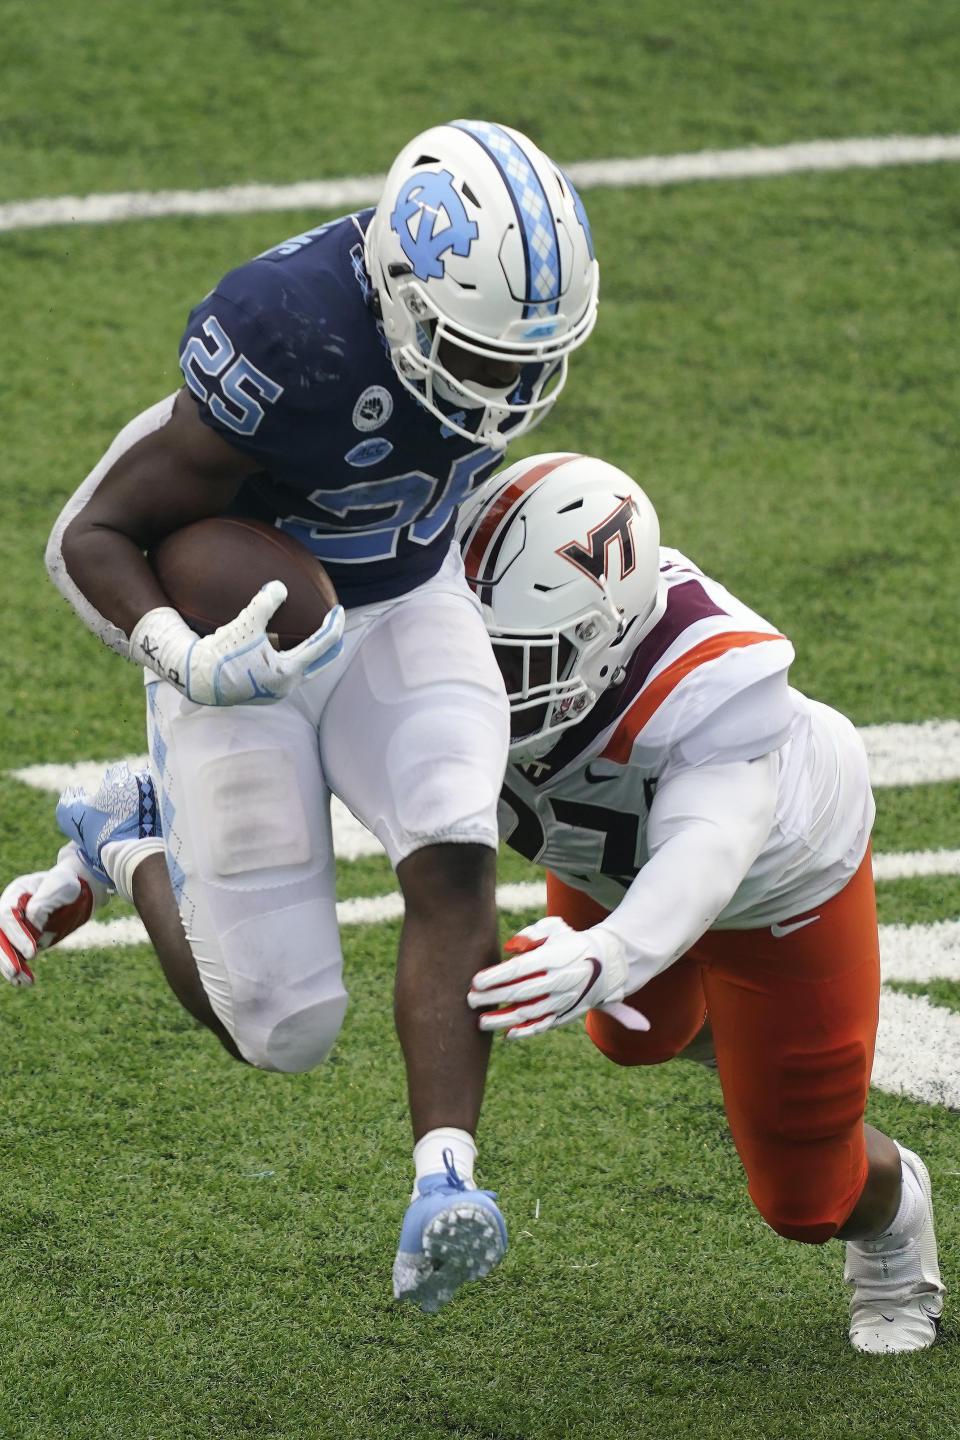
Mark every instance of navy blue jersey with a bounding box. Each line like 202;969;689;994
178;211;520;607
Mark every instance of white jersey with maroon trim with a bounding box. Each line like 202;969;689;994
498;548;875;929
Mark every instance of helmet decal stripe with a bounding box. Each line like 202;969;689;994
558;166;595;261
462;454;580;586
452;120;562;319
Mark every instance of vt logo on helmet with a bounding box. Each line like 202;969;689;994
390;171;479;280
559;498;639;586
365;120;600;449
456;453;668;760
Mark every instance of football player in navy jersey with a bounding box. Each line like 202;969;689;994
457;453;944;1354
11;121;599;1312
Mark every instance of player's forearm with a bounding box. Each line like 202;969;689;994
46;504;157;659
596;824;754;990
46;388;250;656
57;516;172;639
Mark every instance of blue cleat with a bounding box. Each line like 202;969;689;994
393;1149;507;1312
56;763;160;888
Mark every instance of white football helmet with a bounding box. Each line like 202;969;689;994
364;120;599;448
457;453;667;758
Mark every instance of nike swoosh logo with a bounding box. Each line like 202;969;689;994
879;1312;896;1323
558;957;602;1017
584;765;614;784
770;914;820;938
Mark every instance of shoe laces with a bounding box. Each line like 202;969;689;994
442;1148;468;1191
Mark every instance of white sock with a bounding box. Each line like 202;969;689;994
413;1128;477;1194
881;1145;925;1244
859;1143;925;1250
100;837;166;905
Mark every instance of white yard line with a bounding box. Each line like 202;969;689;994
857;719;960;787
12;718;960;866
872;849;960;882
3;134;960;233
55;895;960;973
52;903;960;1108
878;917;960;983
873;992;960;1110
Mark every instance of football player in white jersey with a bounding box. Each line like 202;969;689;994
459;453;944;1354
0;124;599;1314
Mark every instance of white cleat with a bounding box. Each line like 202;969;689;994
845;1144;944;1354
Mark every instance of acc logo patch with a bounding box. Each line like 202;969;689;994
352;385;393;432
390;170;479;280
345;438;394;468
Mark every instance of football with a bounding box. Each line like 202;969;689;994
148;516;338;650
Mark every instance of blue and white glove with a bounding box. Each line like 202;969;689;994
467;915;651;1040
129;581;345;706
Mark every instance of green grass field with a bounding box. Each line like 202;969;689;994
1;4;958;1437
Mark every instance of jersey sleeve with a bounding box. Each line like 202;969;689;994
603;630;797;770
177;264;348;466
668;666;797;768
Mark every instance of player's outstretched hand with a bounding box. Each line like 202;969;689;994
0;863;96;985
468;915;650;1039
130;582;345;706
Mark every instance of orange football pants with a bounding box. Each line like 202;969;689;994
548;846;880;1244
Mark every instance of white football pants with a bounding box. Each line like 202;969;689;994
145;544;509;1072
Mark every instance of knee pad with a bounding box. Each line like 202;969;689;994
252;988;350;1073
738;1041;871;1245
232;973;350;1074
585;1007;699;1067
191;899;348;1075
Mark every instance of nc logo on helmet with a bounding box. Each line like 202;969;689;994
390;170;479;281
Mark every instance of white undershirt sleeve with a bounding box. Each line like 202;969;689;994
45;394;178;658
591;751;779;995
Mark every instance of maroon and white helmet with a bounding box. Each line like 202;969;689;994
457;452;667;758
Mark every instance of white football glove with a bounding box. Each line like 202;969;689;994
129;581;345;706
0;845;106;985
468;915;651;1040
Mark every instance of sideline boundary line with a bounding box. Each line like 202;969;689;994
3;134;960;234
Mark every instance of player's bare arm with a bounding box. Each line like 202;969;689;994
58;387;252;637
55;389;345;705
